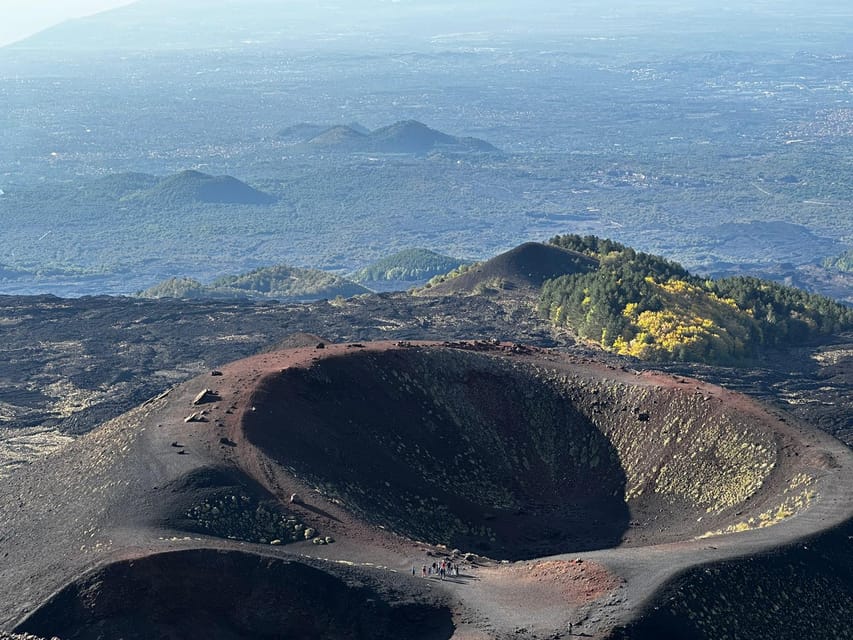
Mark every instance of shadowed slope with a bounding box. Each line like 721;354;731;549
18;550;454;640
420;242;597;295
245;347;630;559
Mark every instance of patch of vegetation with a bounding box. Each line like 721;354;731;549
540;235;853;364
350;248;468;283
138;264;368;301
823;248;853;273
420;262;481;289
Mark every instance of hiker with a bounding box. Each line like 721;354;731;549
422;564;427;577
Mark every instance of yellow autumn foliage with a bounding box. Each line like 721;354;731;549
615;278;755;361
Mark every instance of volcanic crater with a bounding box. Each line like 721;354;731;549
243;343;810;560
4;340;851;640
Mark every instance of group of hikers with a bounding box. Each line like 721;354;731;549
414;559;460;580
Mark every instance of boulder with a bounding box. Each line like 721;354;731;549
193;389;220;405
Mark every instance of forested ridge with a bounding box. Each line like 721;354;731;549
540;235;853;364
138;264;367;301
351;248;467;283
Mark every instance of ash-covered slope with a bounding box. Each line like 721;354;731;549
421;242;597;295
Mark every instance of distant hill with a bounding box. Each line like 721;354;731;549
367;120;497;154
278;122;369;144
419;242;597;296
127;170;275;206
351;248;469;284
281;120;498;155
277;123;330;144
307;125;369;150
138;265;368;302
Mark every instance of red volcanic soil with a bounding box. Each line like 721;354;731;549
2;340;851;640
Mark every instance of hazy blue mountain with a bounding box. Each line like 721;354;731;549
368;120;497;154
307;125;369;150
287;120;497;155
130;170;276;206
11;0;850;52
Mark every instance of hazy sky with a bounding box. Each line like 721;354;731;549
0;0;134;46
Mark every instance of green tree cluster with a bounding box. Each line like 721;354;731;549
823;249;853;273
540;235;853;364
351;248;467;283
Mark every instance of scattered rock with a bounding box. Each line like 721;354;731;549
304;527;316;539
193;388;220;405
289;493;302;504
210;370;223;376
184;412;207;423
219;437;237;447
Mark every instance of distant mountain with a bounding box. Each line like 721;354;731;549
129;170;275;206
5;1;620;53
420;242;597;295
307;125;369;150
9;0;831;53
138;265;368;302
351;248;469;283
368;120;497;154
278;122;368;144
284;120;498;155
